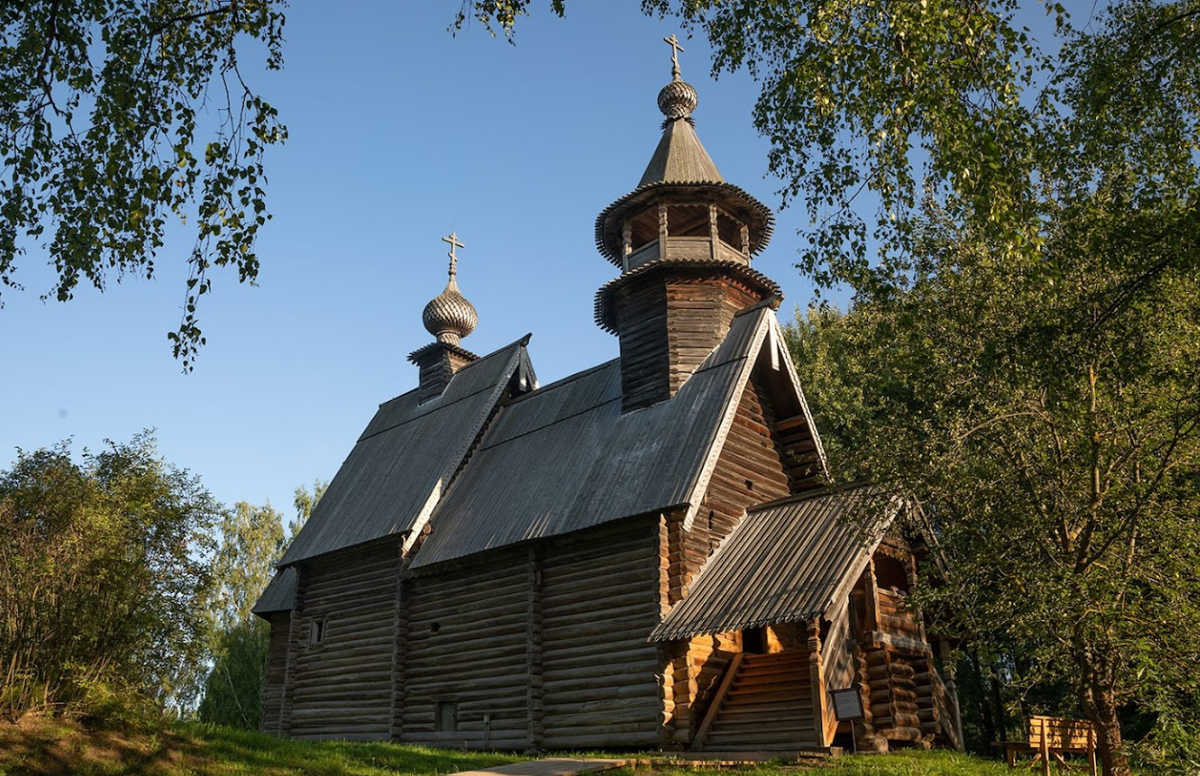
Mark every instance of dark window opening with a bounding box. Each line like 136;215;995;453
430;621;441;633
716;210;742;249
310;619;326;645
627;209;660;252
875;555;909;594
743;627;768;655
666;203;710;237
435;701;458;732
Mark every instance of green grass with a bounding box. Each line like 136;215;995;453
0;718;1034;776
0;718;526;776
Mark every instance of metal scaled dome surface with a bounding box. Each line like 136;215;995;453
422;276;478;346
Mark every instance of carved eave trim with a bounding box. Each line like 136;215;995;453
594;181;775;264
593;258;783;334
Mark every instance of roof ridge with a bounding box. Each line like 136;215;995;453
745;481;878;514
379;334;532;409
501;357;620;407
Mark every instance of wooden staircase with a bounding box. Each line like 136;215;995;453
695;651;819;751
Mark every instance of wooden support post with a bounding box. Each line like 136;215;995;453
1087;724;1098;776
1039;717;1051;776
864;559;880;632
708;204;719;261
389;549;410;741
656;514;677;747
808;619;828;747
658;202;669;261
526;545;545;751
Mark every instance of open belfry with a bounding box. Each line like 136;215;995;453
253;39;963;754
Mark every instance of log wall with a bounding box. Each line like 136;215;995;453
616;272;765;413
540;518;663;749
402;546;530;749
664;276;761;395
287;542;399;740
616;278;669;412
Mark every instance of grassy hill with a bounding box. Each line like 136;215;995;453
0;717;1022;776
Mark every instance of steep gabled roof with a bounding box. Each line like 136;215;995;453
410;304;820;569
278;337;536;566
649;485;897;642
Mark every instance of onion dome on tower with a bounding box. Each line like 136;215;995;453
422;236;478;347
409;232;480;403
594;37;782;412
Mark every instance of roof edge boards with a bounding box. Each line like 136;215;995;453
680;307;774;532
404;342;533;553
771;315;831;479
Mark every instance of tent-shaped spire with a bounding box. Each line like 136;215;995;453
594;37;773;266
638;117;722;186
638;36;722;185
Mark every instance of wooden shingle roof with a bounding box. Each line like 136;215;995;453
410;305;798;569
649;485;897;642
278;336;536;566
251;567;297;616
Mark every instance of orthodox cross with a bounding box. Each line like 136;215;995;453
442;232;465;277
664;34;685;79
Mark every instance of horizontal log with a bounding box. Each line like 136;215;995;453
543;717;661;737
543;659;659;683
542;674;659;696
405;662;528;686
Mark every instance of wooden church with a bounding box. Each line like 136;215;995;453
253;43;963;754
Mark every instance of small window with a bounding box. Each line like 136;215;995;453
435;701;457;732
310;618;326;645
874;555;909;594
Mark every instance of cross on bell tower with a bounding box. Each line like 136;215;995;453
663;34;685;81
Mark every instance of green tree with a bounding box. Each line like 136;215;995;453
198;500;283;729
289;479;327;540
0;433;219;720
198;480;322;729
602;2;1199;773
1;1;286;369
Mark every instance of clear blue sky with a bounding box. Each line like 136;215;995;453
2;4;835;518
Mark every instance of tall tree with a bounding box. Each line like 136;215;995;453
611;2;1198;773
0;433;219;719
289;479;327;540
198;500;284;729
1;1;286;368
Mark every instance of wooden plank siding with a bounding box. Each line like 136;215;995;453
287;542;399;740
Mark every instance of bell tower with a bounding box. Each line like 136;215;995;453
595;38;781;412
